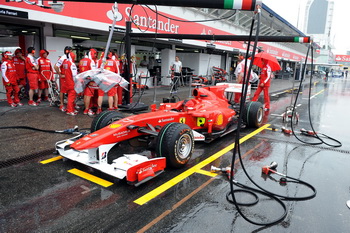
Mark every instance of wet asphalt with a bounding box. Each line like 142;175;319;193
0;76;350;232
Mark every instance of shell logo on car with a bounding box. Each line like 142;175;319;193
216;114;223;125
110;124;122;129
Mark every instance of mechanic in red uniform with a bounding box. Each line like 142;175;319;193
97;51;120;113
54;46;73;112
252;59;272;111
37;49;54;103
234;55;253;104
25;47;39;106
1;51;23;107
113;52;124;105
60;52;78;116
79;48;98;116
13;48;26;90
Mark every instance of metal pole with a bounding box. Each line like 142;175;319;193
124;21;132;105
61;0;262;10
101;2;119;70
130;34;311;43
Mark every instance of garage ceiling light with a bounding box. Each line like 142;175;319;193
71;35;90;40
176;48;184;51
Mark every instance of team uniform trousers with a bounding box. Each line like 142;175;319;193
25;55;39;90
1;61;20;104
252;64;271;109
61;60;77;113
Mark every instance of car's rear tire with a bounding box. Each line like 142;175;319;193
156;122;194;168
90;110;124;133
243;102;263;128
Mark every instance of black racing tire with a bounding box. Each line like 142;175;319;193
156;122;194;168
243;102;263;128
90;110;124;133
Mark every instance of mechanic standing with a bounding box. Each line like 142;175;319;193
13;48;26;91
60;52;78;116
97;51;120;112
252;59;272;111
54;46;73;112
1;51;23;107
79;48;99;116
171;56;182;92
234;55;253;104
37;49;54;103
25;47;39;106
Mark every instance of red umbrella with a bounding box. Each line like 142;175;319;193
250;52;282;71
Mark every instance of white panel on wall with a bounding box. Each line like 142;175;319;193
45;37;73;64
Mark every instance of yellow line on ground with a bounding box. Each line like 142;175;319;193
134;124;270;205
137;140;266;233
314;89;324;97
68;168;113;187
137;178;214;233
196;169;218;177
40;156;63;164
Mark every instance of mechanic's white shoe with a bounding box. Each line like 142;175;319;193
59;105;66;112
28;100;38;106
84;109;95;116
66;111;78;116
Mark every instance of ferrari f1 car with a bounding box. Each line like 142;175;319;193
56;84;263;186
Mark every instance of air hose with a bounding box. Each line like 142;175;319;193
226;7;316;226
0;125;83;134
289;44;342;147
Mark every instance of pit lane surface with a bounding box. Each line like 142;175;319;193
1;78;350;232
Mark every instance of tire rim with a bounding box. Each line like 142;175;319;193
177;134;192;160
257;108;263;124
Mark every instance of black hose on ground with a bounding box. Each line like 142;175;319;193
0;125;82;134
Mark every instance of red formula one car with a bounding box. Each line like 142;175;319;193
56;84;263;186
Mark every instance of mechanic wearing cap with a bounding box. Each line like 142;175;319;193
13;48;26;90
60;52;78;116
252;59;272;111
234;55;253;104
97;51;120;113
54;46;73;112
79;48;99;116
25;47;39;106
1;51;23;107
37;49;54;103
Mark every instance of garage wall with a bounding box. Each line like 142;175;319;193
45;37;73;64
179;53;222;76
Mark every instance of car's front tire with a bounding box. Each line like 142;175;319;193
156;122;194;168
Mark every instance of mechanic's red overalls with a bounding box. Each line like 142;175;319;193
252;64;272;109
61;59;77;113
97;58;120;97
79;57;98;106
1;60;20;105
25;54;39;90
37;56;53;90
13;56;26;86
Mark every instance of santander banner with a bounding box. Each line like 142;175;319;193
3;1;308;61
335;55;350;62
